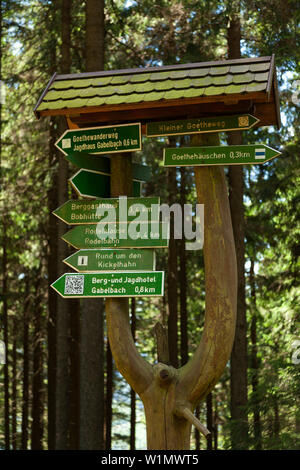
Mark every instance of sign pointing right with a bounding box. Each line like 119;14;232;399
163;144;281;167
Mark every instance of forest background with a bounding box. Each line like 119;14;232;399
0;0;299;451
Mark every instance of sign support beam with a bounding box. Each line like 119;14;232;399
104;133;238;449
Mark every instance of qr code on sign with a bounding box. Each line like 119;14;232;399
64;275;84;295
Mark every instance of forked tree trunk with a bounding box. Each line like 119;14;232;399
105;133;237;449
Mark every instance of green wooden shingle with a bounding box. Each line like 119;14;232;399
35;56;277;116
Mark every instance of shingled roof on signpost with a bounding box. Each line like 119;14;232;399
34;55;280;129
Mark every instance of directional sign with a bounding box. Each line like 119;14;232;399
64;249;156;272
51;271;164;298
147;114;260;137
64;153;151;182
163;144;281;167
70;169;142;198
62;222;169;249
53;197;160;225
56;123;142;155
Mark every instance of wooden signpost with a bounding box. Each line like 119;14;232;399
36;56;281;450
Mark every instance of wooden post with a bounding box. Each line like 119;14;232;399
105;133;237;449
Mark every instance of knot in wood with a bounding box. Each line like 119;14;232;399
153;363;176;386
160;369;171;381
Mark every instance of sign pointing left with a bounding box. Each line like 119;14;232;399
55;123;142;155
51;272;165;298
53;197;160;225
69;169;142;199
63;153;151;182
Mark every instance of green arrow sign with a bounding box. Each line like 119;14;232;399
163;144;281;167
56;123;142;155
64;153;151;182
70;169;142;198
53;197;160;225
64;249;156;272
147;114;260;137
51;271;164;298
62;222;169;249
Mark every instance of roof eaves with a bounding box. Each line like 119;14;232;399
273;67;281;129
34;72;57;119
37;90;266;118
266;53;275;99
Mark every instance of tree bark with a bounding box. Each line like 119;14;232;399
213;398;218;450
194;405;201;450
105;335;113;450
55;0;72;450
60;5;80;450
47;117;58;450
273;394;280;441
130;298;136;450
79;0;106;450
250;257;262;449
206;392;213;450
61;0;71;74
31;276;44;450
0;6;10;450
69;298;80;450
55;120;70;449
78;257;105;447
227;6;249;449
12;315;17;450
21;284;30;450
106;133;237;449
180;167;188;366
105;153;134;449
228;132;248;449
85;0;105;71
167;162;178;368
2;220;10;450
79;299;105;450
